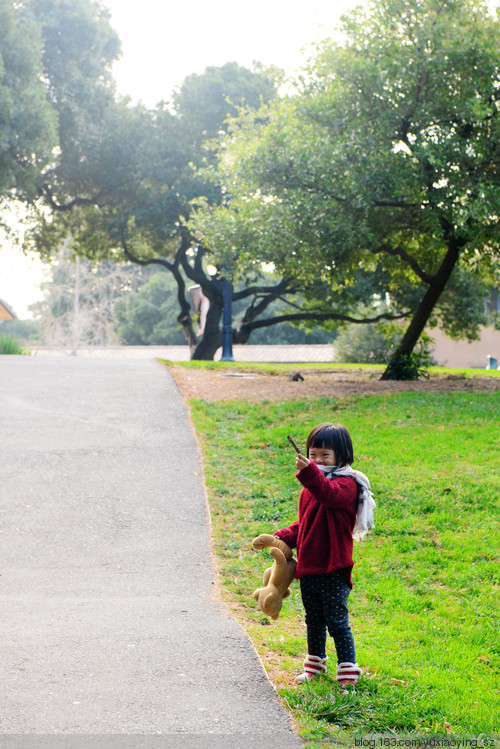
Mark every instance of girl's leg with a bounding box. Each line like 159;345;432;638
323;571;356;665
299;576;327;658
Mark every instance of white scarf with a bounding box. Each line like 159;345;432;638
317;464;376;542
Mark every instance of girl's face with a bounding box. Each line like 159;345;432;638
308;444;336;466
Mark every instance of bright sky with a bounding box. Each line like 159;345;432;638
0;0;359;318
106;0;358;106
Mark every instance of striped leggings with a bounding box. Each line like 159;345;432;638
299;570;356;663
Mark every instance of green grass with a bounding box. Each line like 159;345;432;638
0;334;28;355
163;359;500;378
189;391;500;742
161;359;384;375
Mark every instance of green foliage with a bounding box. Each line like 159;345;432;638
0;319;41;342
30;58;278;261
14;0;500;365
31;0;121;155
113;269;335;346
336;322;436;378
434;267;493;341
172;61;277;147
191;0;500;370
383;348;435;381
113;271;186;345
0;334;27;354
335;324;393;365
190;389;500;737
0;0;57;200
381;330;436;380
231;277;336;345
23;52;290;359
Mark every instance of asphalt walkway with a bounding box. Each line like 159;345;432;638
0;356;301;748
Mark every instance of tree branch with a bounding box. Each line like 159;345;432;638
119;228;198;346
41;184;108;212
236;309;410;338
283;172;419;209
233;276;299;301
370;243;434;284
120;232;175;273
178;234;220;300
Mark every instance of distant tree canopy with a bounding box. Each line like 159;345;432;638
171;61;279;147
113;272;187;346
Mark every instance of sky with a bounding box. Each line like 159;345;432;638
105;0;358;107
0;0;359;319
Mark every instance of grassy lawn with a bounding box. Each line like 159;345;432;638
166;359;500;378
189;388;499;744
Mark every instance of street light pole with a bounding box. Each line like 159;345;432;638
220;276;234;361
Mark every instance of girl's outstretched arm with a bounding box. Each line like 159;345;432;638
274;520;299;549
297;462;357;512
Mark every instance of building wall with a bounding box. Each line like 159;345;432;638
431;326;500;368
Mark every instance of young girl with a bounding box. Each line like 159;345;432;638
274;423;375;687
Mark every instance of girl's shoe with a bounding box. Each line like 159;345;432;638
296;654;328;683
336;662;362;687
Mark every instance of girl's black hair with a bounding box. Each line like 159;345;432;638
305;423;354;467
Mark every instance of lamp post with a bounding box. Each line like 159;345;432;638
220;276;234;361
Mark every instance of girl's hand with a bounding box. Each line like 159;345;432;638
296;453;310;471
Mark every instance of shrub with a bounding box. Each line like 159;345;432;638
335;322;435;379
0;334;28;355
334;322;394;364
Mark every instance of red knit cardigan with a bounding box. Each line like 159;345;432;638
274;461;358;586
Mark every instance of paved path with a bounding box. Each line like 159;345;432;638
0;356;301;748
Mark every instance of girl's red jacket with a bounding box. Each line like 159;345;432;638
274;461;358;586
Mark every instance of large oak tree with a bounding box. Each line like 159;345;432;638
193;0;500;376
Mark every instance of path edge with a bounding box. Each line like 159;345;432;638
163;361;302;739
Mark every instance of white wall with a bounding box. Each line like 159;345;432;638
431;326;500;369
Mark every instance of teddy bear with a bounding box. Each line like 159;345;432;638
251;533;297;620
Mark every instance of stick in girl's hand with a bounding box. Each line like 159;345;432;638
287;434;302;454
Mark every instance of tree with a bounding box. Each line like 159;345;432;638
113;267;336;346
172;61;278;147
0;0;56;202
113;271;187;345
30;57;325;360
32;246;141;352
22;0;396;363
29;0;121;204
193;0;500;376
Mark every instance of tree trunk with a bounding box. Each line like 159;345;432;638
70;256;81;356
178;311;198;350
381;241;460;380
190;299;223;360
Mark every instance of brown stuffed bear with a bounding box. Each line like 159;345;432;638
252;533;297;621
